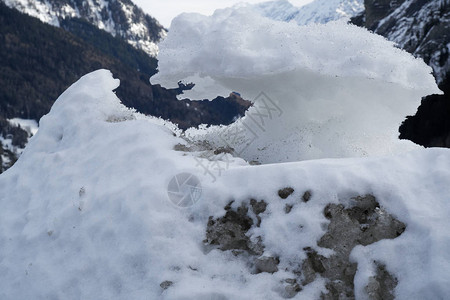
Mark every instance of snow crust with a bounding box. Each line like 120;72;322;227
154;6;440;162
0;70;449;299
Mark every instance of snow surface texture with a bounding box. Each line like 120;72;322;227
2;0;166;56
1;70;449;299
153;6;440;163
253;0;364;25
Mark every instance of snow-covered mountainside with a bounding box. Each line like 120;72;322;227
353;0;450;86
253;0;364;25
1;69;449;299
2;0;166;56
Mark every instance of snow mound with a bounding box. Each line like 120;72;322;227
154;6;437;96
0;70;449;299
153;6;440;162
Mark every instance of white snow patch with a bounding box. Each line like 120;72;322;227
4;0;60;26
8;118;39;136
253;0;364;26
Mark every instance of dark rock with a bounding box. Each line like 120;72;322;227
160;280;173;290
399;93;450;148
250;199;267;215
214;146;235;155
205;201;263;255
280;278;302;298
365;263;398;300
322;280;355;300
350;10;365;27
303;247;326;274
204;194;404;298
302;191;312;203
250;199;268;227
363;0;405;30
284;204;294;214
254;256;279;274
278;187;295;199
301;195;406;299
173;144;191;152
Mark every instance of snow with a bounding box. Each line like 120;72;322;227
0;118;36;157
154;6;437;96
0;136;13;152
0;152;11;167
371;0;450;85
253;0;364;25
0;70;449;299
3;0;165;57
4;0;60;26
132;0;315;28
154;6;440;163
251;0;302;22
8;118;39;136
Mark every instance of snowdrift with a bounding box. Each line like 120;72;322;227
153;6;440;163
0;70;449;299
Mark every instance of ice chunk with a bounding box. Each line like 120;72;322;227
155;7;441;162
